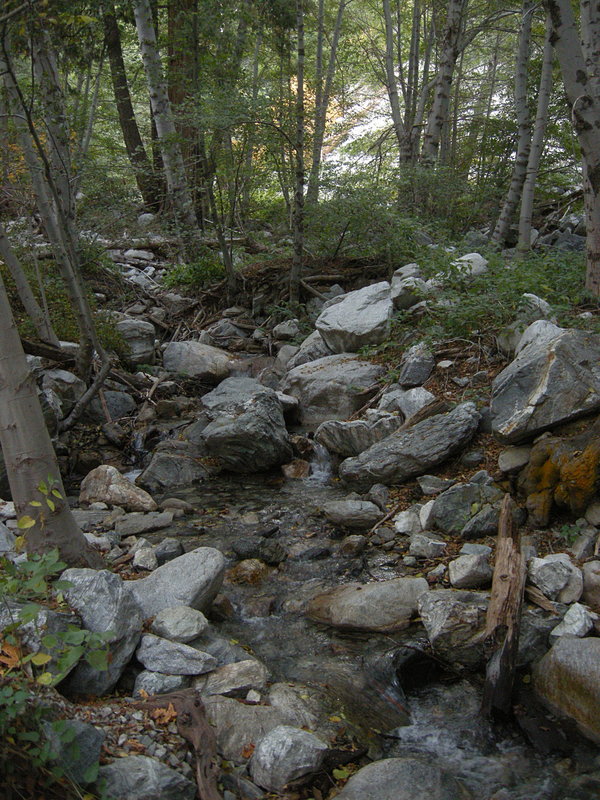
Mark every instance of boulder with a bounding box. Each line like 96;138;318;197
199;379;292;471
0;521;16;555
133;671;189;697
162;341;237;382
204;695;305;762
550;603;594;639
448;554;492;589
80;465;157;512
136;441;210;493
280;354;385;426
322;499;384;530
333;757;472;800
249;725;328;792
533;636;600;743
193;659;269;697
136;634;217;675
87;390;137;423
418;590;489;667
452;252;488;276
150;606;209;642
60;569;143;695
315;281;393;353
397;342;435;387
339;402;480;490
96;755;196;800
391;276;431;310
114;511;174;537
315;415;402;457
409;532;447;558
114;315;156;366
378;386;435;418
286;330;333;370
41;369;86;416
306;577;428;632
43;719;105;785
491;327;600;443
429;481;504;538
130;547;225;618
528;554;582;602
582;561;600;608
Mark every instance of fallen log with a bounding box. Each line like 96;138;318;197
481;494;527;719
132;688;222;800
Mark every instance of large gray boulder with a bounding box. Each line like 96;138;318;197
280;354;385;426
533;636;600;743
322;499;384;530
339;402;480;490
97;755;196;800
130;547;225;618
114;315;156;366
430;481;504;538
41;369;86;416
315;414;402;457
162;340;237;382
286;330;333;369
136;441;210;493
249;725;328;792
306;577;428;632
418;590;489;667
315;281;393;353
490;327;600;443
333;757;472;800
199;379;292;471
60;569;143;695
136;634;217;675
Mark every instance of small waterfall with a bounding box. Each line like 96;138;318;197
305;443;333;484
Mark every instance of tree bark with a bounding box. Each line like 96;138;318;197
0;272;102;568
289;0;305;303
132;0;199;235
481;495;526;719
492;1;535;247
543;0;600;295
103;5;162;210
306;0;346;204
0;220;60;346
517;13;554;252
420;0;468;166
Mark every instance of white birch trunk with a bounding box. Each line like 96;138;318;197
0;272;101;567
492;1;535;246
132;0;198;233
544;0;600;295
517;14;554;252
421;0;468;166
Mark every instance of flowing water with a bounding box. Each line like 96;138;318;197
151;471;599;800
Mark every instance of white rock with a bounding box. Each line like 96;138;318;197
393;507;422;536
448;553;493;589
550;603;595;639
80;465;157;512
316;281;393;353
150;606;209;643
452;252;488;276
249;725;328;791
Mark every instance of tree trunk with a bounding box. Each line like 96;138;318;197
306;0;346;204
492;1;535;247
132;0;199;235
0;220;60;347
382;0;407;158
289;0;305;303
420;0;468;166
103;5;162;210
481;495;526;718
543;0;600;295
0;272;102;568
517;14;554;253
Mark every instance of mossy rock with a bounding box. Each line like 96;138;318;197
518;418;600;526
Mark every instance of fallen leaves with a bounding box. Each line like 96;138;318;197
150;702;178;725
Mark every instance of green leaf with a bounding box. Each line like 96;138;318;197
51;489;63;499
82;763;99;784
18;731;40;743
45;498;56;512
31;652;53;666
29;500;42;508
38;481;48;496
17;516;36;530
85;649;108;671
36;672;54;686
333;768;351;781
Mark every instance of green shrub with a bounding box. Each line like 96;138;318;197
163;253;225;288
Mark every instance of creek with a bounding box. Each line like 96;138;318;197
138;465;598;800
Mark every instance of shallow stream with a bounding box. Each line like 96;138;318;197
148;467;599;800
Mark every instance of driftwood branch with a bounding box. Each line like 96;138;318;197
481;494;526;718
132;688;222;800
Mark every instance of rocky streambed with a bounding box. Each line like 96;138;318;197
2;251;600;799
